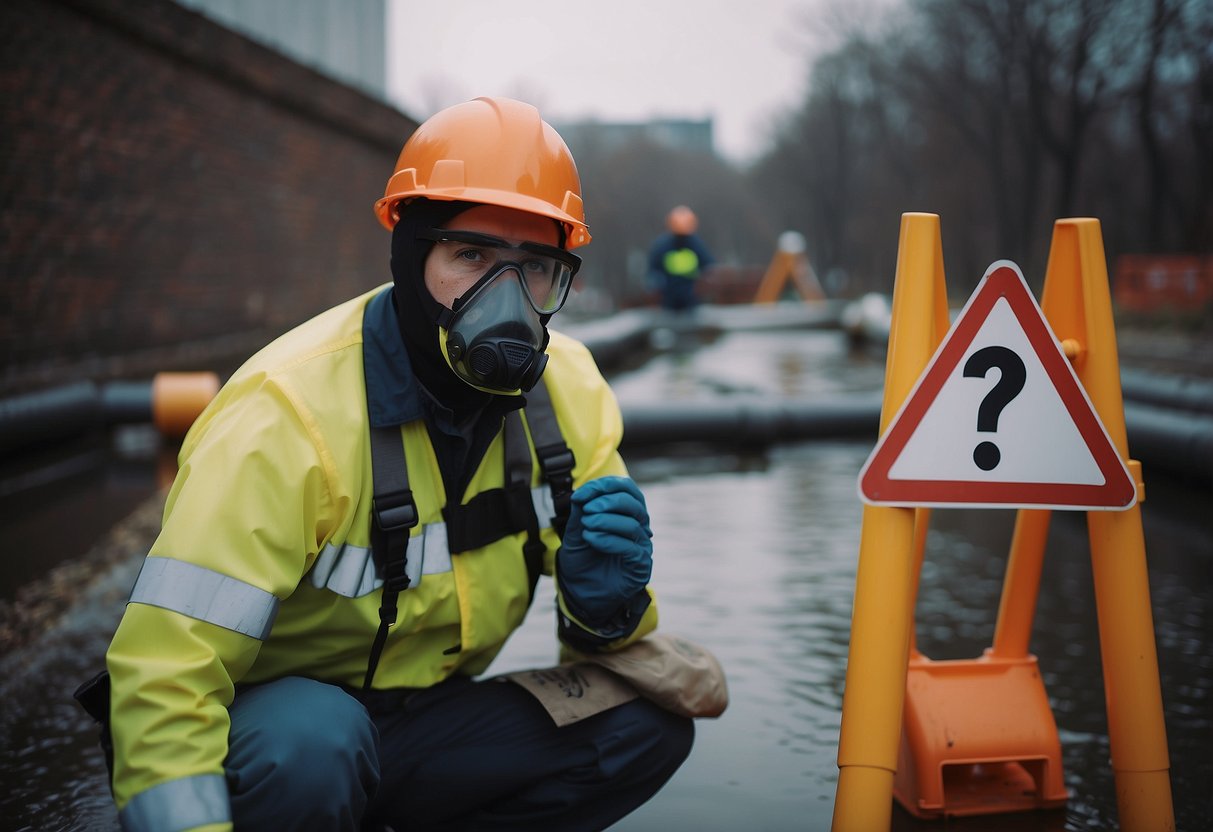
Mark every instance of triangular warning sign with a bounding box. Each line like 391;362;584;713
859;260;1136;510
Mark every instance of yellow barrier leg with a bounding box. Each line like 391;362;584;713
1089;509;1174;830
906;508;931;657
833;214;951;829
833;505;918;831
1042;218;1173;830
990;509;1051;659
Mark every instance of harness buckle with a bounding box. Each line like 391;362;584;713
539;446;575;498
539;446;575;479
538;445;575;535
382;569;411;595
374;488;419;532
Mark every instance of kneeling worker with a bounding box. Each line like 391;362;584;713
97;97;694;831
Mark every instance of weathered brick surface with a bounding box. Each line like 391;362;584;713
1;0;417;395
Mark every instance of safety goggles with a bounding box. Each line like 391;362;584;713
419;228;581;315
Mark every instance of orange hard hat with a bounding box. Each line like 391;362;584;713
667;205;698;235
375;97;591;248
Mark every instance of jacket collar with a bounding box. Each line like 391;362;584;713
362;287;425;428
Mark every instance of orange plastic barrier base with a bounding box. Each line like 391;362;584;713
893;650;1069;819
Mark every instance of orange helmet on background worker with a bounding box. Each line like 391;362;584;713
375;96;591;249
666;205;698;236
650;204;714;312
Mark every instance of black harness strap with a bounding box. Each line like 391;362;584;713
440;478;533;553
361;377;573;689
364;424;418;692
525;379;576;538
438;410;545;601
503;409;545;603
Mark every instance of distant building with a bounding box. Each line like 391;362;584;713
174;0;387;100
554;117;715;157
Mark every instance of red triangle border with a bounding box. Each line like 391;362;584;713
859;264;1135;509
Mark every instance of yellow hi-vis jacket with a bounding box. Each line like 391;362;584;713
105;285;659;831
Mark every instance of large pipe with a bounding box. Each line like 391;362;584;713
562;303;842;374
618;394;1212;487
1;324;1209;486
620;394;883;450
1120;369;1213;415
561;310;658;372
0;372;220;457
0;381;103;457
1123;401;1213;486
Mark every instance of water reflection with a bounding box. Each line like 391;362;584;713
0;327;1208;831
0;500;150;832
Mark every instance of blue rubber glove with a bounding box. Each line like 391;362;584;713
557;476;654;627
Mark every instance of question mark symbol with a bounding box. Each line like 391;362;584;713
963;346;1026;471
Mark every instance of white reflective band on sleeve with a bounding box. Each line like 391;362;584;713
129;557;279;640
119;773;230;832
308;486;551;598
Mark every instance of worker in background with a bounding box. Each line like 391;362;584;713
647;205;716;312
88;97;694;832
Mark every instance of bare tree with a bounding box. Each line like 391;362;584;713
1175;0;1213;250
746;0;1211;301
558;0;1210;310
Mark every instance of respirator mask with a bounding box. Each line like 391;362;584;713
419;228;580;394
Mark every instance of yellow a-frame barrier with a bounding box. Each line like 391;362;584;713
830;215;1174;830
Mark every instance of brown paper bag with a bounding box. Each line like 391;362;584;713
502;633;728;726
581;633;729;718
501;664;639;727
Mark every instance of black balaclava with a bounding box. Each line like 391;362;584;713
389;198;490;417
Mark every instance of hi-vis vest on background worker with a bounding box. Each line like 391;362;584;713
648;205;715;312
88;98;705;832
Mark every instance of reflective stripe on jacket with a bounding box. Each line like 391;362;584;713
104;285;659;823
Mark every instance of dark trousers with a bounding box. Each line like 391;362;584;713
225;675;694;831
660;276;699;311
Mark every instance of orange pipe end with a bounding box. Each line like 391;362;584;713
151;372;220;439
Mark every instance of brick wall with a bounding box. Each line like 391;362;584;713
0;0;418;395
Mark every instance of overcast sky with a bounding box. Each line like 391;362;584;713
385;0;856;163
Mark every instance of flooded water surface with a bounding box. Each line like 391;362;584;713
1;325;1209;830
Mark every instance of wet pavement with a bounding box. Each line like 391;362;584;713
1;322;1209;831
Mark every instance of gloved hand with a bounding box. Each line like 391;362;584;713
557;476;654;627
